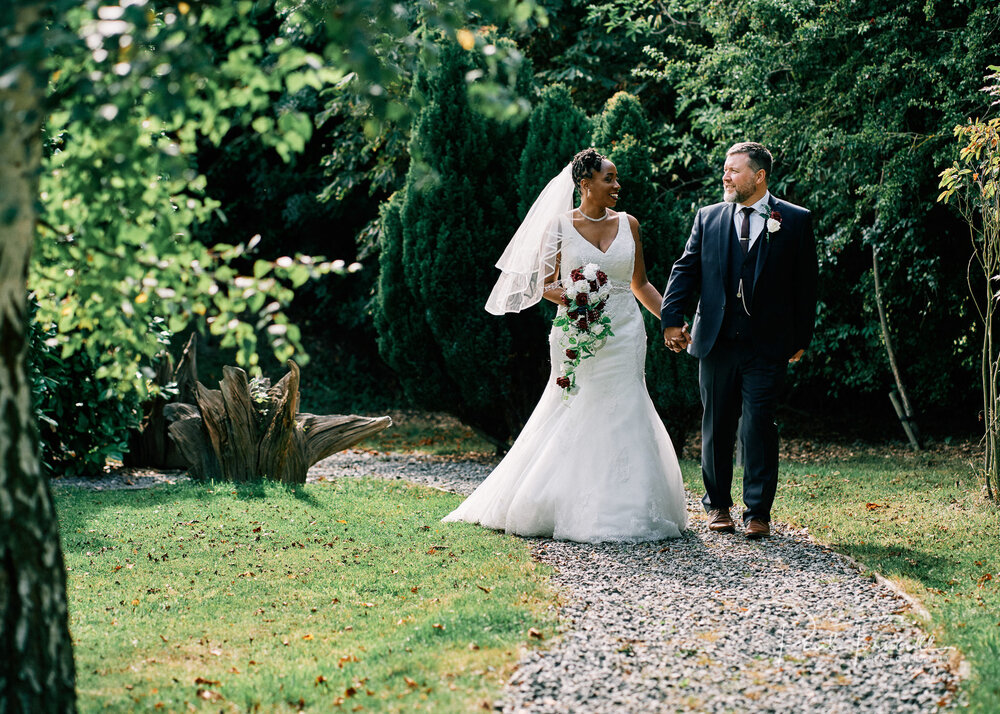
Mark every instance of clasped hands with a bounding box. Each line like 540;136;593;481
663;324;691;353
663;325;807;364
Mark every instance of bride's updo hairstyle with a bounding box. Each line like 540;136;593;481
571;148;606;185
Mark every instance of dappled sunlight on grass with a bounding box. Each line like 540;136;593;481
57;478;558;713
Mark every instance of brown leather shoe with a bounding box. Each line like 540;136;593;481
745;518;771;539
707;508;735;534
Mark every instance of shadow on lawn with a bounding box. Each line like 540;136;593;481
825;541;953;590
54;479;321;555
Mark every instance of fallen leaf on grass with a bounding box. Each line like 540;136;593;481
404;676;418;688
196;689;223;701
432;623;444;630
528;628;544;640
476;585;492;594
315;675;327;686
194;677;220;685
302;634;314;641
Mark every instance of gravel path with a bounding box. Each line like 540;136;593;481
312;450;964;713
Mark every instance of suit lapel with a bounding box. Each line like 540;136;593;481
717;203;735;282
753;195;777;287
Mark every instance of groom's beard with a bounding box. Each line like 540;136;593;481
723;184;754;203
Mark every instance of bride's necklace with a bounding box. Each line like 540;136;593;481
577;207;608;222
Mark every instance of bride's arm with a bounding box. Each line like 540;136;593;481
628;216;663;319
542;252;564;305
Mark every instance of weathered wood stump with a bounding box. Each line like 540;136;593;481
124;332;199;469
165;360;391;483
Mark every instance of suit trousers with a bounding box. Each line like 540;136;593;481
699;338;786;524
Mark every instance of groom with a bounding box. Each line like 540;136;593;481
661;142;817;539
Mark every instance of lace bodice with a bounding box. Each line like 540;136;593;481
554;211;635;285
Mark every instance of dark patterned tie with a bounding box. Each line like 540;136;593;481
740;207;753;256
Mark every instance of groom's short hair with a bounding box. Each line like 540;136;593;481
727;142;772;178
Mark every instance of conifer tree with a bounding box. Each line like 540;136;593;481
516;83;591;216
374;40;543;447
593;93;700;447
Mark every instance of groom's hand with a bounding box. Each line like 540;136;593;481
663;324;691;353
789;349;805;363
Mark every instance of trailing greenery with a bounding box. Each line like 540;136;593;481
678;455;1000;712
55;477;558;713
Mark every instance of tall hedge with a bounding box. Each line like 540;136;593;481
593;92;701;448
516;83;592;216
374;40;545;447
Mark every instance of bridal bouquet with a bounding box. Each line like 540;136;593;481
553;263;614;396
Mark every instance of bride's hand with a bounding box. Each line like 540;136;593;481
663;324;691;352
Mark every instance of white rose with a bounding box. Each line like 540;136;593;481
598;283;612;299
588;290;602;305
582;264;599;281
767;217;781;233
573;279;590;294
564;284;579;299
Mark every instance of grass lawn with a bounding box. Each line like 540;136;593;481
56;477;558;713
678;451;999;712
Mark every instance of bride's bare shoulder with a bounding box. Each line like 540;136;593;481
619;211;641;237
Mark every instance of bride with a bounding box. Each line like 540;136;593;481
442;148;688;543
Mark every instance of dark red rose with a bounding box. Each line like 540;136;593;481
560;293;571;306
571;268;585;282
596;270;608;286
565;349;578;360
576;317;589;331
575;293;589;307
771;210;782;222
555;376;571;389
589;280;598;292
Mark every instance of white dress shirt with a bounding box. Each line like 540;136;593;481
732;191;771;250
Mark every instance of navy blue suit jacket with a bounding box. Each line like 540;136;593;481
660;196;818;361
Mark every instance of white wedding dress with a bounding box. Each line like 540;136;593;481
443;212;688;542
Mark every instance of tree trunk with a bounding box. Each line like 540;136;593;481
872;246;922;449
0;3;78;710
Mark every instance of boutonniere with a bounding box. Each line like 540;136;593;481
759;204;782;236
